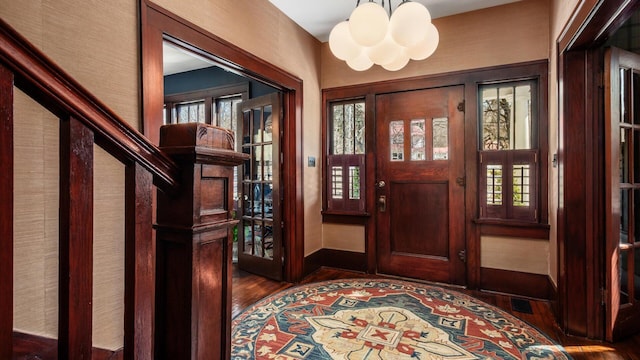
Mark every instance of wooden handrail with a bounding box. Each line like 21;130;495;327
0;18;179;191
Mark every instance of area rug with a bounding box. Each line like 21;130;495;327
231;279;571;359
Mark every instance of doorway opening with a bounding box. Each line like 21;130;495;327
141;2;304;282
162;40;285;280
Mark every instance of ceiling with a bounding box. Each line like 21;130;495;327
268;0;522;42
163;0;523;75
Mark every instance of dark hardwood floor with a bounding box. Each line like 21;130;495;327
232;265;640;360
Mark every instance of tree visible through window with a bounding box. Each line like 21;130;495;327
327;100;366;213
479;81;537;222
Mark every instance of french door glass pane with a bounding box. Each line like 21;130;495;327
432;117;448;160
621;189;630;238
633;247;640;301
634;71;640;125
621;68;630;123
263;223;273;259
634;130;640;182
620;248;630;305
621;128;630;183
243;220;253;255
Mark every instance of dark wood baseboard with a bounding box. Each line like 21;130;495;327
303;248;367;277
480;267;553;300
13;331;123;360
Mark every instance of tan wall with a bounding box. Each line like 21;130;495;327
2;0;323;349
322;224;365;253
2;0;138;350
547;0;581;285
481;236;549;275
322;0;550;89
151;0;325;257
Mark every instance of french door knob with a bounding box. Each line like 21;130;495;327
376;180;386;188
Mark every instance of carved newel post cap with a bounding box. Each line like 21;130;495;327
159;123;247;166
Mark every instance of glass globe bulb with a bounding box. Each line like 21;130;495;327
382;50;410;71
367;34;404;66
389;2;432;48
406;23;439;61
346;52;374;71
329;21;363;61
349;2;389;47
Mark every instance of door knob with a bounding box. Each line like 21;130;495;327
376;180;386;188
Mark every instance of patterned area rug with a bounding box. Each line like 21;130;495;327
231;279;571;359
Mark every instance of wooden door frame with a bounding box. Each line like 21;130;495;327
556;0;640;339
140;0;305;282
322;61;548;290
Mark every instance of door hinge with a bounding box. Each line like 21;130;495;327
281;221;285;229
456;176;466;187
601;288;607;306
458;249;467;263
457;100;465;112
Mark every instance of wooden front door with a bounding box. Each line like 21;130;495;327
237;93;283;281
605;47;640;341
375;86;466;285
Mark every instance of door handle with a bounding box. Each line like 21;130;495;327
378;195;386;212
376;180;386;188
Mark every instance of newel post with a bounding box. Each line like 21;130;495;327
155;123;247;359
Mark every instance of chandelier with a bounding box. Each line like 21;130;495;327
329;0;439;71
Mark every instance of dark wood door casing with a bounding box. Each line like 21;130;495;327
140;0;304;282
557;0;640;340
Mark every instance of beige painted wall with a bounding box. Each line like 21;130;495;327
2;0;324;349
151;0;325;256
322;0;550;89
547;0;581;285
3;0;138;350
322;224;365;253
481;236;549;275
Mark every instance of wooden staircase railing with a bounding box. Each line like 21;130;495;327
0;17;240;359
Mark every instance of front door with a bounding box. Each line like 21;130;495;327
605;47;640;341
375;86;466;285
237;93;283;281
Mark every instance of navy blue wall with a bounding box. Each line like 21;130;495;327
164;66;279;98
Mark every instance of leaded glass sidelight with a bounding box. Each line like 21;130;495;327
327;99;367;213
478;79;539;222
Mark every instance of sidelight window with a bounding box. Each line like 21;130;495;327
326;99;366;213
479;80;539;222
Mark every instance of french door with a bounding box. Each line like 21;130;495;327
605;47;640;341
375;86;466;285
237;93;283;281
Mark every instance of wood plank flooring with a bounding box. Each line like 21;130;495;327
232;265;640;360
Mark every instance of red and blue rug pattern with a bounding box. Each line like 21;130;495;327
231;279;571;359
